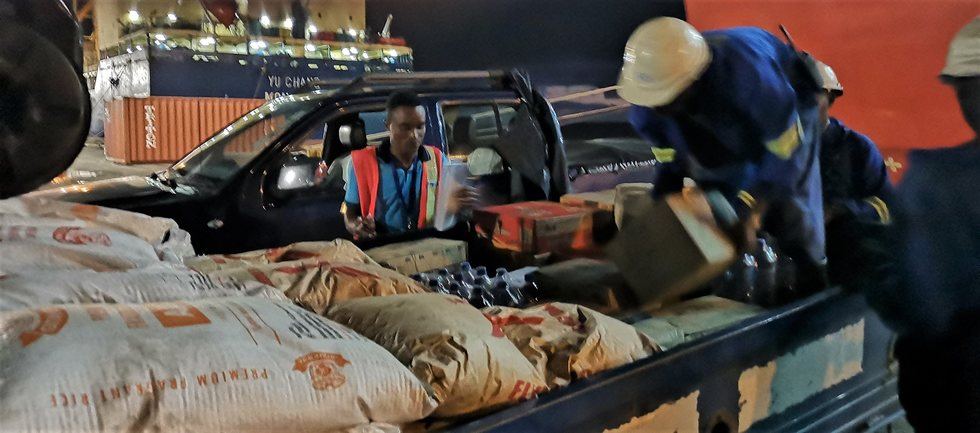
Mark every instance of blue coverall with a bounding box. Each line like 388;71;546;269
820;117;894;223
629;27;825;283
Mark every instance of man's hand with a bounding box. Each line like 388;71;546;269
446;186;480;215
705;190;763;254
313;160;329;186
346;215;377;240
725;216;760;254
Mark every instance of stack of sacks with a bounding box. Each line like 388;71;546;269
184;239;377;272
0;198;292;310
0;297;437;432
188;240;426;314
0;263;286;311
328;293;548;417
482;303;657;388
328;294;659;417
0;197;194;274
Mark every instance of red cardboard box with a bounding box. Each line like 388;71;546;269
473;201;594;254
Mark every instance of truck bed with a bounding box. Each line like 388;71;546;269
446;289;900;432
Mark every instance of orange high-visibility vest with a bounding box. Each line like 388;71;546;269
350;145;444;228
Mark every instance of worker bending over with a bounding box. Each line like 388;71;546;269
618;18;826;290
814;61;894;225
813;61;895;282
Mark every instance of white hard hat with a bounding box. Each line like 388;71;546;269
617;17;712;107
942;16;980;78
815;60;843;96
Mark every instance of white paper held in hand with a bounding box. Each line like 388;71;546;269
434;161;472;231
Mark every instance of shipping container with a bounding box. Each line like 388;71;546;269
104;96;263;164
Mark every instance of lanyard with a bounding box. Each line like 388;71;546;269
391;161;418;230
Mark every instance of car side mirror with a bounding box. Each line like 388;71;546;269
276;158;316;192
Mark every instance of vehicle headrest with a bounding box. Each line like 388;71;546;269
339;120;367;150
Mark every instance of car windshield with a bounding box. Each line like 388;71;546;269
169;93;329;189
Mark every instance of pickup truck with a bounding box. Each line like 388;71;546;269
31;71;900;433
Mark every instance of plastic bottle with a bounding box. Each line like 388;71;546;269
521;273;540;304
459;262;475;284
447;282;461;298
427;278;447;294
491;268;508;286
490;268;508;289
470;287;495;309
449;282;472;300
436;268;452;286
472;267;493;290
754;238;778;306
492;281;523;307
732;253;758;303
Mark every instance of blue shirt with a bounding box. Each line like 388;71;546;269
820;117;895;223
889;141;980;339
629;27;825;261
344;141;447;234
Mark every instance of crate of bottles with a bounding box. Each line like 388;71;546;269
412;262;539;309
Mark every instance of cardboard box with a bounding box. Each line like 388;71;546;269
560;189;615;211
614;183;654;228
647;295;762;337
365;238;467;275
561;189;617;244
473;201;594;254
631;296;762;350
606;188;736;305
535;258;636;314
629;319;685;352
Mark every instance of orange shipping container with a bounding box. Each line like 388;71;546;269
104;96;264;164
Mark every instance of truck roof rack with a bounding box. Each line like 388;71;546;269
298;70;519;96
363;71;502;80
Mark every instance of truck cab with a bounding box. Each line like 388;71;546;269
33;71;570;253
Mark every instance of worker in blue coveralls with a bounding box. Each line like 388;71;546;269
812;60;895;283
617;17;827;291
880;16;980;432
814;61;894;225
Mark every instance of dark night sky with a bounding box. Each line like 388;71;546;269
365;0;685;87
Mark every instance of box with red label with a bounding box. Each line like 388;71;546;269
560;189;615;212
560;189;618;243
473;201;594;254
